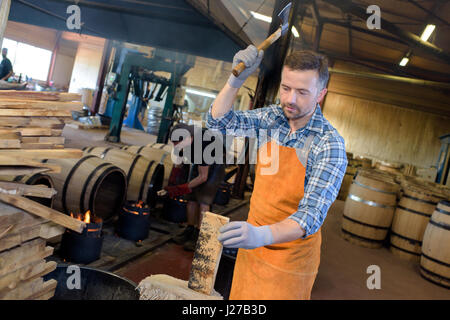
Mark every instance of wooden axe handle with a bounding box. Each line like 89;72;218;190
232;27;283;77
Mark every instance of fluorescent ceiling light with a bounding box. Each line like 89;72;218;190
399;57;409;67
420;24;436;42
186;88;217;99
250;11;299;38
250;11;272;23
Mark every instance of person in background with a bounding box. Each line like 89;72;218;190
158;123;226;251
0;48;13;81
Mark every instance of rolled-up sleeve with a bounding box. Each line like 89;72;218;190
288;134;348;238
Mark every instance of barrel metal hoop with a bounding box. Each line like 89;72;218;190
390;243;421;256
421;253;450;269
62;155;97;214
127;155;142;185
419;266;450;288
436;206;450;216
348;193;396;209
402;194;438;206
343;214;390;230
100;147;113;159
390;231;423;245
88;166;119;217
396;205;432;218
341;228;385;243
80;163;110;213
138;160;155;201
429;219;450;231
352;180;398;195
137;146;145;154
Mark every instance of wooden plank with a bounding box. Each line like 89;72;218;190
19;128;53;137
0;149;83;159
0;193;85;233
22;137;65;144
0;109;72;117
0;181;56;199
0;260;56;292
39;221;65;240
26;279;57;300
0;91;81;102
0;238;48;276
0;100;83;111
0;167;50;176
0;224;42;253
188;211;229;295
20;143;64;150
0;139;21;149
0;277;43;300
0;117;65;128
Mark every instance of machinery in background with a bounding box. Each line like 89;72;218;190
102;47;194;143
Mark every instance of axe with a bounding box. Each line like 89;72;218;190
232;2;292;77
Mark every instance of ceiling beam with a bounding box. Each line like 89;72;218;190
406;0;449;27
321;0;450;64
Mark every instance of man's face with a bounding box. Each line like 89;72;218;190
279;67;327;121
2;49;7;58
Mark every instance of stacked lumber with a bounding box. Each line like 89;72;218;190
0;90;84;176
0;90;81;150
0;193;85;300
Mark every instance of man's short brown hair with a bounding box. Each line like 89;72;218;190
283;51;329;89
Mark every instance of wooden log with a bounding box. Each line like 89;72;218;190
0;194;85;233
0;149;83;159
0;181;56;199
188;211;230;295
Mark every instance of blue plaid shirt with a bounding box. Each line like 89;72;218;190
206;104;347;238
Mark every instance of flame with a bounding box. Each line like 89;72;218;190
70;210;92;223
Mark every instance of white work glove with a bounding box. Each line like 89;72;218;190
218;221;274;249
228;45;264;89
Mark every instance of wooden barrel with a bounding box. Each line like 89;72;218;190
348;156;372;168
83;147;164;206
121;145;173;187
342;169;400;248
420;201;450;288
375;161;403;174
46;156;127;222
0;173;54;207
390;184;443;261
146;142;173;153
338;166;358;201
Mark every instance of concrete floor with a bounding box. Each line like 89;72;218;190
64;126;450;299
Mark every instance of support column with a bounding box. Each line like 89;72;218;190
92;40;114;114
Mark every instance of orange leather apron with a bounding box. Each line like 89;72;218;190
229;137;321;300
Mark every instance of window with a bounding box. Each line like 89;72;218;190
2;38;52;81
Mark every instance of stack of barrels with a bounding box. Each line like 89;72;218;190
341;169;450;288
338;153;372;201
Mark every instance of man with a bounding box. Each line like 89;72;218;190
0;48;13;81
160;123;226;251
207;45;347;300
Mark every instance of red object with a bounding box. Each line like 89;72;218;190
164;183;192;198
168;166;184;186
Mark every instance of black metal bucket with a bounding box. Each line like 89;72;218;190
59;220;103;264
44;264;139;300
163;197;187;223
214;248;238;300
214;183;232;206
117;202;151;241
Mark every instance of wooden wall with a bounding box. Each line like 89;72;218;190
323;61;450;169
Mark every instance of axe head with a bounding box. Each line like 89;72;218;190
278;2;292;36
